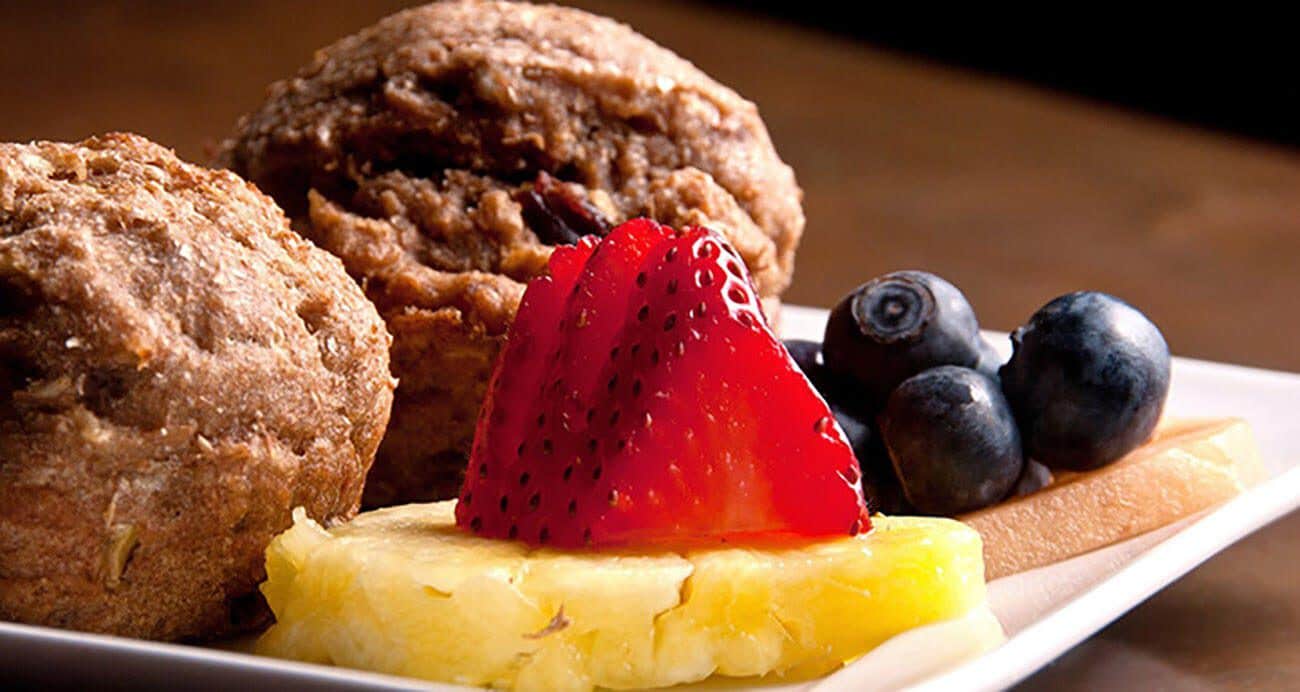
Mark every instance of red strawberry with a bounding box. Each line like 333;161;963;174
456;220;870;548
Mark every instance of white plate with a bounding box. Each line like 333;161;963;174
3;305;1298;691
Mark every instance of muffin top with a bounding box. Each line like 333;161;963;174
219;0;804;315
1;132;391;457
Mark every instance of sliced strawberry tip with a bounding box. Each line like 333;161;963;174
457;220;870;548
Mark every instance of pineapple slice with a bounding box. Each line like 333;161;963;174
257;501;990;691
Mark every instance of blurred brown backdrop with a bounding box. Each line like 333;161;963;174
3;1;1299;372
2;2;1299;689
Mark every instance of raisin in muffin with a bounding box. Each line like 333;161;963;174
0;133;395;640
219;0;805;506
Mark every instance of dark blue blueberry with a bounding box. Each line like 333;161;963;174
827;399;871;455
974;336;1005;381
1000;292;1170;471
862;467;912;515
832;402;913;514
879;366;1024;516
823;271;982;411
1007;459;1053;498
784;339;826;382
858;450;912;514
829;401;873;464
785;338;838;401
785;338;867;412
784;338;910;513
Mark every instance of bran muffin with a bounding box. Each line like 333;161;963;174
219;0;805;505
0;133;395;640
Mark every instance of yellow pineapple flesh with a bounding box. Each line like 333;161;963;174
257;501;990;690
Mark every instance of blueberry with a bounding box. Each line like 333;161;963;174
786;338;866;410
974;336;1005;381
862;466;913;515
879;366;1024;516
785;339;836;399
828;399;870;454
823;271;982;410
1000;292;1170;471
784;339;910;513
784;339;826;380
785;339;864;441
832;402;913;514
1007;459;1053;499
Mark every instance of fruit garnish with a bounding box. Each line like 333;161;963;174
1000;291;1170;471
259;502;991;690
880;366;1024;515
456;219;870;547
809;270;1176;516
823;271;983;411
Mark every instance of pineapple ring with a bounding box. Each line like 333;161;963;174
257;501;989;690
256;499;982;686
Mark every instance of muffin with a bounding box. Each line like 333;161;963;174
0;133;395;640
219;0;806;506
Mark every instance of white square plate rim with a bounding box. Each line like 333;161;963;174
2;305;1297;691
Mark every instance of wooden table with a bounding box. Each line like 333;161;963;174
2;1;1297;688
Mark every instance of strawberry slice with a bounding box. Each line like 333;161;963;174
456;220;870;548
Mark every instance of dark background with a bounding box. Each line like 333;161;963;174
717;3;1298;148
